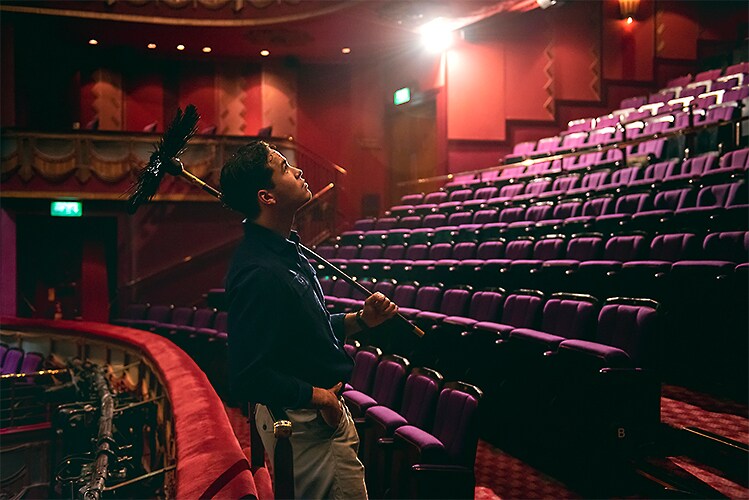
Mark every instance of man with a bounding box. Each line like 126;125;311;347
220;141;397;499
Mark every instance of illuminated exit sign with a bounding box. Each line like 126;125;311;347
394;87;411;106
50;201;82;217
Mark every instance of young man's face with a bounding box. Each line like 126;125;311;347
264;149;312;211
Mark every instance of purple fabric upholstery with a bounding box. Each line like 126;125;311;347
1;348;23;374
374;217;398;230
401;193;425;205
0;344;7;366
565;197;614;226
556;339;632;368
474;291;543;337
591;301;659;367
664;153;719;182
417;288;471;324
498;207;526;224
397;216;423;229
447;212;473;226
449;189;473;202
127;304;173;330
600;234;648;262
392;284;418;309
404;244;429;260
476;240;505;259
353;218;376;231
424;191;448;204
473;209;499;225
488;183;526;204
422;214;447;228
19;351;43;374
532;237;566;260
349;348;381;393
344;356;408;417
515;178;552;202
443;291;505;329
399;286;444;319
335;245;360;260
505;239;534;260
703;231;749;262
451;242;477;260
524;204;554;222
427;243;453;260
474;187;499;200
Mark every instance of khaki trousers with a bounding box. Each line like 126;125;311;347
255;400;368;499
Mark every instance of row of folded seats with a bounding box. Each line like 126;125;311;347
111;305;229;390
413;147;749;204
0;344;43;376
315;230;748;299
339;346;481;499
321;260;746;392
502;63;747;160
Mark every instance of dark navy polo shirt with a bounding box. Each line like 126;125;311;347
225;222;353;409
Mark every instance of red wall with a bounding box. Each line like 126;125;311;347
0;210;16;316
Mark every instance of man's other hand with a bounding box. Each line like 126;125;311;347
311;382;343;428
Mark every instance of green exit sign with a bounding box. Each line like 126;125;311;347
50;201;82;217
394;87;411;106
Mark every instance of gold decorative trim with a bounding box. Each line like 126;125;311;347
0;3;352;27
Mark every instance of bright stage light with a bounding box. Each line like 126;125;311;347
419;18;454;53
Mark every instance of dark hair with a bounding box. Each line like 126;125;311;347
220;141;274;219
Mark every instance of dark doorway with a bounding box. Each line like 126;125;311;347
387;96;438;206
17;215;117;322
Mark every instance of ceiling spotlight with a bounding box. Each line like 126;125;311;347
260;49;270;57
88;39;98;45
202;46;212;53
177;44;185;51
536;0;557;9
419;18;454;53
147;43;157;49
342;47;351;54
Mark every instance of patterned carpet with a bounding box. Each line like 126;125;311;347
224;383;748;499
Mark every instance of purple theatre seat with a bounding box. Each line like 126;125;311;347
620;96;647;109
389;382;482;499
539;233;605;291
112;303;149;327
19;351;43;375
388;205;415;217
535;200;582;233
423;191;448;205
703;147;749;181
362;367;444;498
551;298;662;455
594;192;654;233
1;348;24;374
154;306;195;337
504;202;554;236
421;213;447;229
514;177;553;203
702;231;749;263
472;289;544;338
483;237;535;274
663;153;719;184
401;193;425;205
326;278;374;312
126;304;173;331
437;201;464;215
171;307;216;350
629;159;678;189
195;310;228;339
505;141;536;163
415;288;472;329
324;278;354;311
619;232;701;297
505;236;566;289
337;230;365;246
398;286;444;320
563;196;615;232
672;181;745;229
342;354;410;418
374;217;398;230
0;344;7;366
456;240;507;285
313;244;336;261
595;166;643;194
368;245;406;277
353;218;376;231
445;173;479;190
510;293;599;354
574;233;648;297
487;182;527;206
362;230;388;246
538;174;581;200
344;340;361;359
396;215;423;229
447;211;473;227
630;186;696;231
448;189;473;202
344;346;382;393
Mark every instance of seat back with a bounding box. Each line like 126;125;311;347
474;187;498;200
413;286;443;313
525;204;553;222
467;290;505;322
603;234;648;261
533;237;566;260
566;234;604;261
424;191;448;204
581;197;613;216
431;382;483;465
595;298;660;368
359;245;384;260
382;245;406;260
0;344;7;366
330;278;352;298
473;209;499;225
451;242;477;260
476;240;505;259
370;355;410;410
703;231;749;263
373;279;397;298
422;214;447;228
213;311;229;333
335;245;360;260
505;239;534;260
649;233;700;261
145;305;173;323
541;293;599;340
349;346;383;393
392;284;419;309
20;352;43;374
449;189;473;202
374;217;398;230
695;183;735;208
400;367;444;430
404;244;429;260
170;306;195;327
1;348;24;374
498;207;525;224
439;289;472;316
553;201;581;219
192;308;217;329
653;187;695;211
501;290;544;329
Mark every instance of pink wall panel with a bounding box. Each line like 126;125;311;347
602;0;655;82
125;74;164;132
447;39;506;141
504;26;554;121
179;66;217;132
552;1;601;102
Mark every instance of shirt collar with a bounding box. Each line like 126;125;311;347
243;221;299;256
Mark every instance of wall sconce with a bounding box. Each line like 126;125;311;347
619;0;640;24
